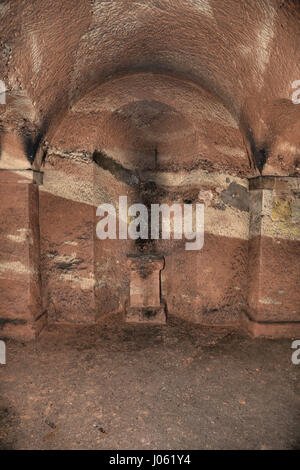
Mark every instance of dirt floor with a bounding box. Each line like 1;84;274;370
0;314;299;450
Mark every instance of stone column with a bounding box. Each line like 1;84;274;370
247;176;300;337
0;169;45;340
126;254;166;323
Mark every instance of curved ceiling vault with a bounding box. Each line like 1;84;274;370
0;0;299;176
50;73;251;176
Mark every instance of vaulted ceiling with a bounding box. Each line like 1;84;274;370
0;0;299;176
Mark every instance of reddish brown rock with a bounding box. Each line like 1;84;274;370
0;170;44;340
125;254;166;324
0;1;299;340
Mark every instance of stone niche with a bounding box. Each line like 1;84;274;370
125;254;166;324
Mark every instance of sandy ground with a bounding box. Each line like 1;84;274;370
0;315;299;450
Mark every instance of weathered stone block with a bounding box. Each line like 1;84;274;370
125;254;166;324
